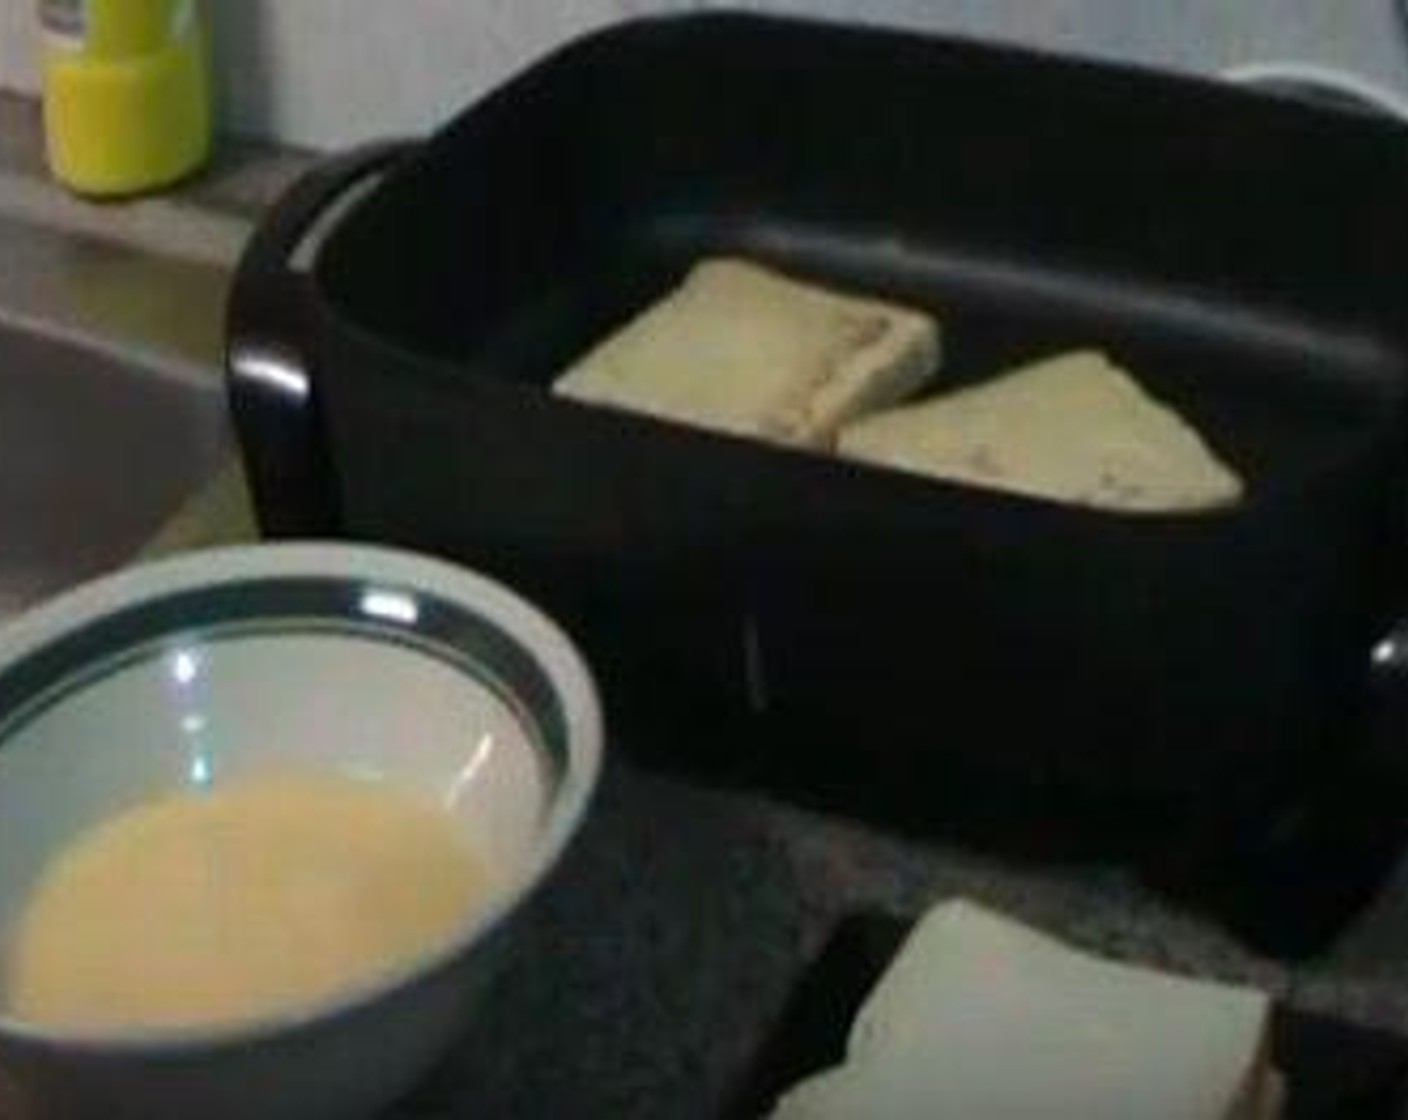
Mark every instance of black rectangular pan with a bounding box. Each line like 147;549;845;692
227;14;1408;861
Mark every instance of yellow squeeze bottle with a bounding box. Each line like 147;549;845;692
40;0;211;196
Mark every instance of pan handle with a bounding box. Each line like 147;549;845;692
1372;621;1408;762
1224;65;1408;757
226;140;416;537
1221;62;1408;123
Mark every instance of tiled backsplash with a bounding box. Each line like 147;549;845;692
2;0;1408;149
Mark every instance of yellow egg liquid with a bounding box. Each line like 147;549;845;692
3;775;483;1032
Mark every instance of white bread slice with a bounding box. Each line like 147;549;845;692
772;900;1274;1120
553;258;940;448
837;350;1243;512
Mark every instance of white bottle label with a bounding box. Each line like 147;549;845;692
39;0;87;49
38;1;196;53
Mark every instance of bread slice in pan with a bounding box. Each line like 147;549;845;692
837;349;1243;512
554;258;941;448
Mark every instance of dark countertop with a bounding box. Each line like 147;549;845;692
392;756;1408;1119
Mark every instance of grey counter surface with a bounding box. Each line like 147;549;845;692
391;757;1408;1118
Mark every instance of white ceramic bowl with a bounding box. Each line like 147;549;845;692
0;544;602;1120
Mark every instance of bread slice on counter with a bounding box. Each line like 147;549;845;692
772;899;1276;1120
553;258;940;448
837;349;1244;512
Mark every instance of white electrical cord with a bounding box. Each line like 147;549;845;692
1220;60;1408;125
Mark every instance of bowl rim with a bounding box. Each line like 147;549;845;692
0;541;603;1054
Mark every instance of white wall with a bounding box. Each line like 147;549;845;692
0;0;35;89
3;1;1408;149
